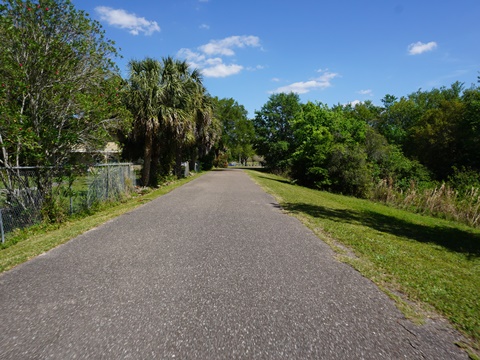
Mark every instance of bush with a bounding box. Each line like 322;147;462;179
327;144;372;198
448;166;480;194
213;152;229;168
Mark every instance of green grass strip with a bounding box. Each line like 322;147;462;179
0;174;202;274
246;170;480;350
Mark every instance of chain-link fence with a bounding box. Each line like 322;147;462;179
85;164;136;207
0;164;136;243
0;168;43;242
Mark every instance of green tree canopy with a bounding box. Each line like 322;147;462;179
212;97;254;164
0;0;129;194
252;92;302;171
123;56;217;184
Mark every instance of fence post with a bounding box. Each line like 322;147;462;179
0;209;5;244
106;165;110;200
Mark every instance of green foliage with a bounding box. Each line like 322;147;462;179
122;57;218;185
253;92;302;171
458;87;480;170
448;167;480;194
327;144;372;198
198;151;215;171
213;152;228;168
253;78;480;200
290;102;332;187
0;0;131;221
376;96;421;145
408;98;465;179
285;101;372;196
0;0;127;166
213;97;254;164
371;142;432;191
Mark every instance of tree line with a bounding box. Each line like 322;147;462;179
0;0;254;218
1;0;479;225
253;82;480;198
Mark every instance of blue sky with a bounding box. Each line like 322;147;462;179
72;0;480;117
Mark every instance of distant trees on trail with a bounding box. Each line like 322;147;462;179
1;0;478;227
253;81;480;199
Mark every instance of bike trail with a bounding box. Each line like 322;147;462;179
0;169;468;359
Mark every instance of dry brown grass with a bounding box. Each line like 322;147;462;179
372;180;480;228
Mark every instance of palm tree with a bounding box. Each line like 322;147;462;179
190;87;219;169
159;57;204;177
125;58;162;186
124;56;220;184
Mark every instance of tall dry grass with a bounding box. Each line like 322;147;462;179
372;180;480;228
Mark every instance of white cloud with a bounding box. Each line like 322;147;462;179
408;41;438;55
202;64;243;78
271;77;281;82
176;48;206;70
358;89;373;96
270;71;339;94
177;35;262;78
247;65;265;71
95;6;160;36
177;48;242;78
199;24;210;30
199;35;261;56
348;100;362;107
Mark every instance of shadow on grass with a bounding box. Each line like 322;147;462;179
253;173;293;185
282;202;480;259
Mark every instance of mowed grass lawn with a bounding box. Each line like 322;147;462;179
246;170;480;349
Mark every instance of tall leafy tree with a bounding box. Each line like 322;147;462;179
213;98;248;154
232;118;255;165
290;102;333;187
458;86;480;170
212;97;255;164
0;0;128;204
253;93;302;171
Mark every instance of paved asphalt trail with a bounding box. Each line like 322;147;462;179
0;170;468;359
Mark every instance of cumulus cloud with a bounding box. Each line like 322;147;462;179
95;6;160;35
202;64;244;78
270;71;339;94
408;41;438;55
199;35;261;56
178;48;242;78
177;35;262;78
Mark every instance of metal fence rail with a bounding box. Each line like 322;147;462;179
0;163;136;243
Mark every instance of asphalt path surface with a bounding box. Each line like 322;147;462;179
0;169;469;359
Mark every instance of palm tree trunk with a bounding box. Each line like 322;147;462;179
142;120;153;186
150;135;161;187
175;145;183;178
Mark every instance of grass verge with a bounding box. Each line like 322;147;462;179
246;170;480;351
0;174;201;274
